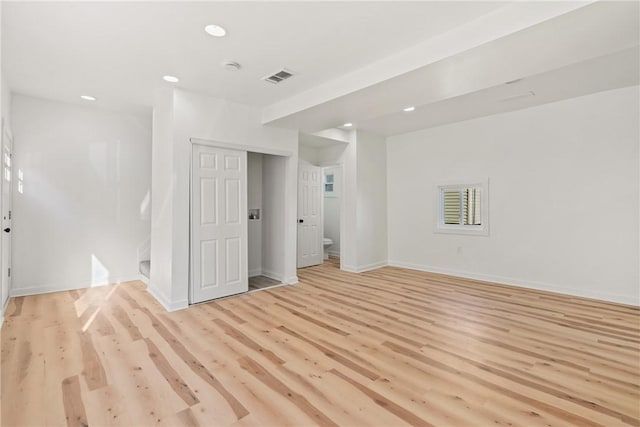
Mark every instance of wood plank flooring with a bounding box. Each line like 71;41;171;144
1;259;639;426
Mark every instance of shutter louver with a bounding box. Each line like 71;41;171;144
443;189;461;224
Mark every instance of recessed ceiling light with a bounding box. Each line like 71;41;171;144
403;106;416;112
205;24;227;37
163;75;180;83
80;95;96;101
343;123;353;127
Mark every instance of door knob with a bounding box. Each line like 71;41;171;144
3;228;10;233
298;219;304;223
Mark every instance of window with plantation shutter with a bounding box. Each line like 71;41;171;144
437;180;488;235
443;189;462;224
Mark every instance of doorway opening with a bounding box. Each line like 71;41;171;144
297;132;348;270
247;152;287;292
321;165;341;269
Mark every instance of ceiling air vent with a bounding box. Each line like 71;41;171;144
262;68;295;84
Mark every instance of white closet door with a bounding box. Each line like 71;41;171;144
191;144;248;303
297;164;323;268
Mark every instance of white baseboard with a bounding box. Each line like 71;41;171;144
328;250;341;257
342;261;388;274
357;261;388;273
283;276;299;285
146;283;188;312
261;269;284;283
10;274;144;297
0;315;3;330
388;260;640;307
341;264;357;273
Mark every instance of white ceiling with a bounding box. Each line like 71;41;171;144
360;46;639;135
299;132;347;149
265;1;640;135
3;1;637;137
2;1;504;114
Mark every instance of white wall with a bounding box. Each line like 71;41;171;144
0;1;4;132
12;95;152;295
0;0;7;322
150;88;298;310
150;88;174;304
298;145;319;165
1;82;15;318
323;166;341;256
317;144;348;167
247;152;263;276
354;130;388;270
387;86;640;305
1;78;10;132
262;154;287;280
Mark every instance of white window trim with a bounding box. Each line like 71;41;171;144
435;178;489;236
323;168;340;198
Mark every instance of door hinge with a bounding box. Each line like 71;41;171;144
8;267;10;278
8;210;11;220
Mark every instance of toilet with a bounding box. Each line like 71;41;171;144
323;237;333;260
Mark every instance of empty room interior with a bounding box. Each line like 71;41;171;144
0;1;639;426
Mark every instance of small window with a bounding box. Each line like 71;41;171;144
437;180;488;235
324;173;335;195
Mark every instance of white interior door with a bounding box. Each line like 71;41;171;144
191;144;248;304
1;122;13;310
297;164;323;268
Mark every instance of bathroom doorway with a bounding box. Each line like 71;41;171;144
297;132;348;269
321;165;341;268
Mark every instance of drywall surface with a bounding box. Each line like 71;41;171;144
262;154;287;281
298;145;319;165
387;86;640;305
354;130;388;270
0;4;7;318
1;77;9;132
248;152;263;276
150;88;175;307
12;94;152;295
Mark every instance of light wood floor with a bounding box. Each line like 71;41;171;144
2;259;639;426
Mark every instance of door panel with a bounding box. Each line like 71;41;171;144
225;237;241;283
225;178;240;223
200;178;217;224
200;239;218;288
191;145;247;303
297;164;323;268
